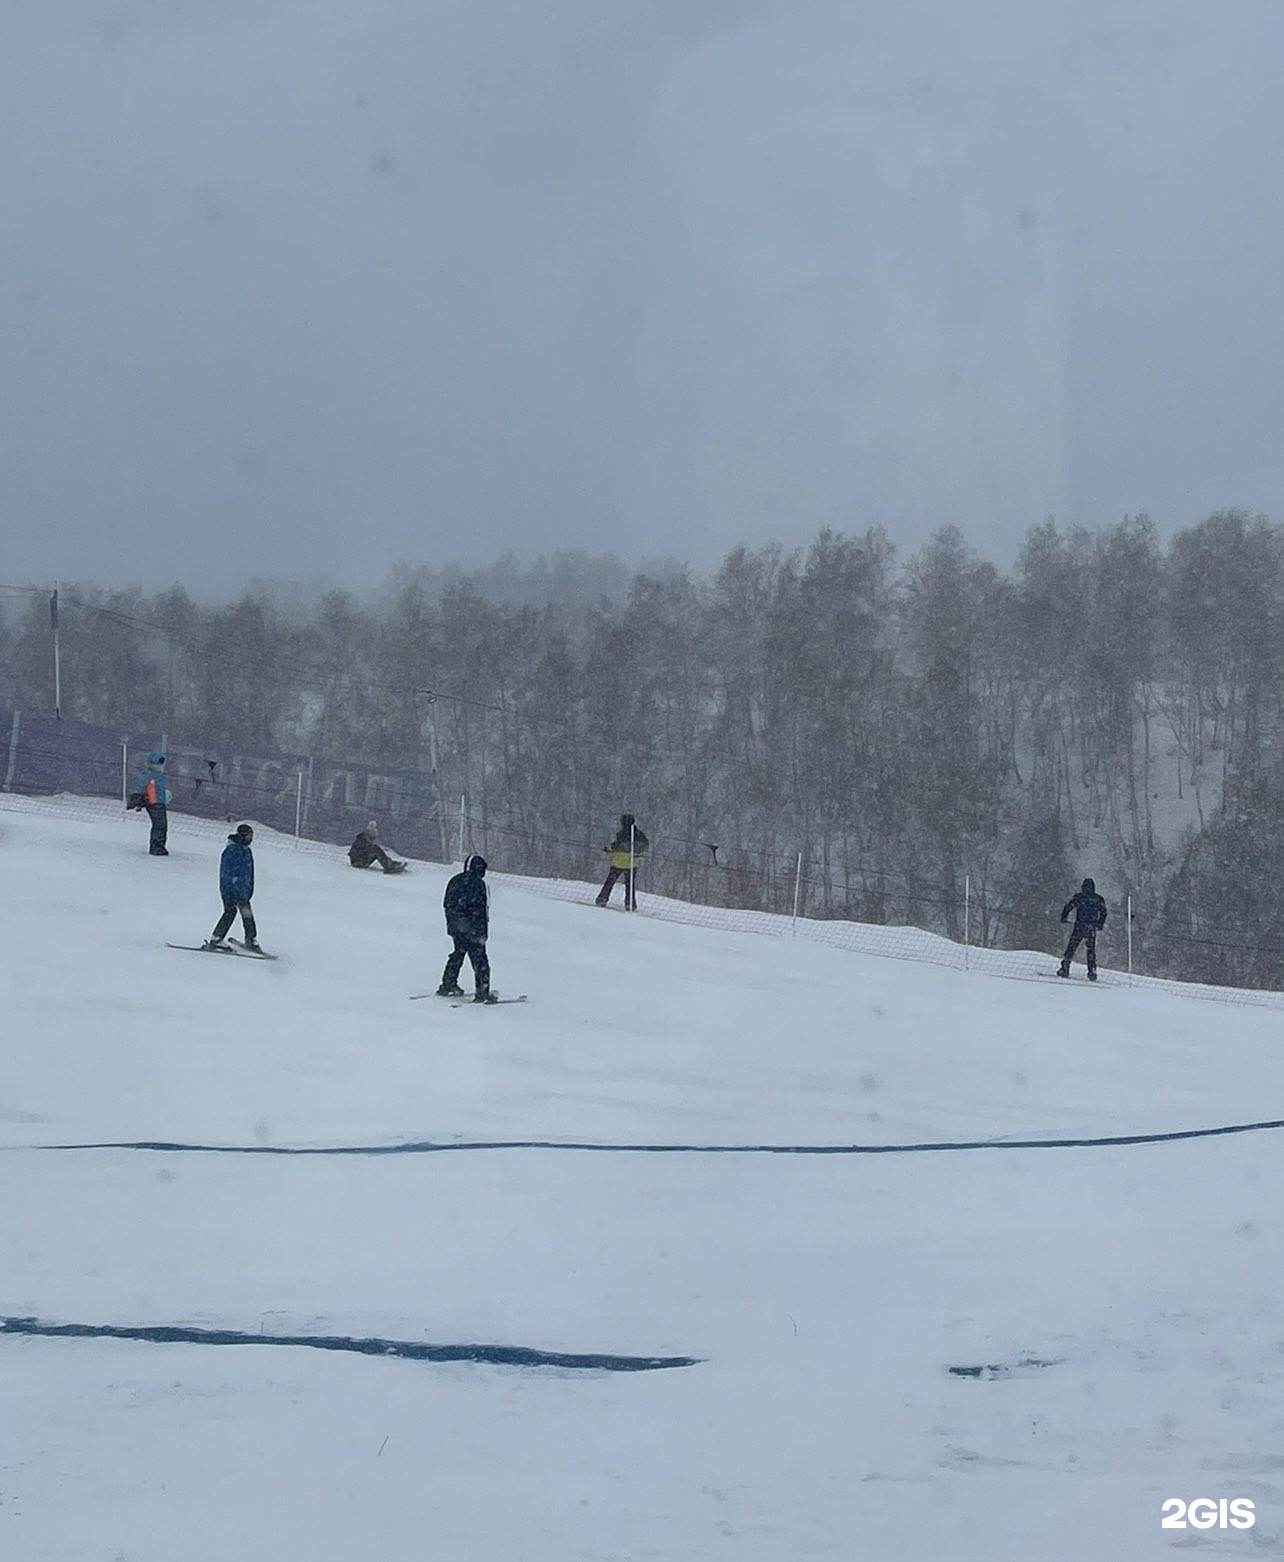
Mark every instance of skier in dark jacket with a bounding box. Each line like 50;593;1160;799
206;824;261;952
595;814;649;910
437;854;495;1002
348;820;406;873
1058;877;1108;980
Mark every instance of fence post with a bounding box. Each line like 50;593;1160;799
4;712;21;792
963;873;971;971
51;586;61;720
457;795;466;863
792;851;803;934
303;755;314;841
1127;894;1133;981
294;769;303;848
121;740;128;811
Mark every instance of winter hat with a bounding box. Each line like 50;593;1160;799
236;823;254;843
1081;877;1095;893
621;813;635;828
149;750;165;765
365;820;378;837
466;853;487;876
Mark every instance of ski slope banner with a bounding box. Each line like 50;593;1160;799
0;708;449;861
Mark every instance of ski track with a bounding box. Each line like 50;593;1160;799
0;1316;698;1372
18;1113;1284;1157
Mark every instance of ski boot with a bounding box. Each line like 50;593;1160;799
1056;966;1070;978
1086;970;1098;982
436;983;466;998
202;939;232;952
473;991;499;1004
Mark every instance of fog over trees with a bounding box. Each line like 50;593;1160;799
5;511;1284;988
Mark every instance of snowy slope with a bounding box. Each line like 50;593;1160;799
2;797;1282;1560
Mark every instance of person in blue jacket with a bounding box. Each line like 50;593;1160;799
205;824;261;951
133;750;171;855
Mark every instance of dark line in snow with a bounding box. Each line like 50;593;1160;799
26;1116;1284;1157
0;1317;697;1373
948;1356;1064;1380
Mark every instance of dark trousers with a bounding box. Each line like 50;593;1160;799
443;933;490;995
213;900;257;942
352;844;397;871
145;803;168;853
1059;927;1097;975
596;866;637;910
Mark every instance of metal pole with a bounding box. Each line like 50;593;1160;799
792;851;803;934
121;740;128;811
963;873;971;971
294;769;303;848
1127;894;1133;981
51;585;61;719
458;795;466;863
629;818;637;911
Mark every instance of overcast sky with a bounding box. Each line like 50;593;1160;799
3;0;1283;595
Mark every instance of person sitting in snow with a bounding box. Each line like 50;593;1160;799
1057;877;1108;981
348;820;406;874
205;823;262;953
437;853;495;1002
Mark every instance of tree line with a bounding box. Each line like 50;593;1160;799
4;511;1284;989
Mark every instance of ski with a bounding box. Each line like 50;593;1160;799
449;994;527;1007
166;942;275;960
409;991;527;1003
228;938;278;960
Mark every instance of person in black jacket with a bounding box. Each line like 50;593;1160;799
595;814;649;910
348;820;406;873
437;854;495;1002
1058;877;1108;980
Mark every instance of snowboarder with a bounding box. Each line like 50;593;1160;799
437;853;495;1002
131;750;171;855
348;820;406;873
206;823;261;952
1058;877;1108;980
595;814;649;910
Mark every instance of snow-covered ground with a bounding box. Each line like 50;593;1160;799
2;796;1281;1559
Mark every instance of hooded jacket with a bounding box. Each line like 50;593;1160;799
606;815;649;870
220;834;255;903
349;828;380;868
135;751;171;807
444;854;489;940
1061;878;1107;932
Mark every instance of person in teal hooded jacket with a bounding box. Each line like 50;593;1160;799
134;751;171;855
